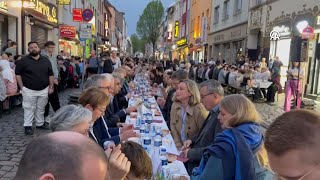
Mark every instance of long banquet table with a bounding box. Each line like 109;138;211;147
125;97;189;176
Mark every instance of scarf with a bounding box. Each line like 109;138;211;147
194;122;263;180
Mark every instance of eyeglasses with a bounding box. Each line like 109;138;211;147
96;107;106;114
200;93;214;99
99;86;113;91
275;163;319;180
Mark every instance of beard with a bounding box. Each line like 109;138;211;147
30;50;40;56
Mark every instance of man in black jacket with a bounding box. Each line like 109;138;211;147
181;80;223;175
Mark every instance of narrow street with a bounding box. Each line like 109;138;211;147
0;88;284;179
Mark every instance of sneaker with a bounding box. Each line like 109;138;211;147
36;122;50;130
25;126;34;135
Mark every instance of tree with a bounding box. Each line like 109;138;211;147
130;34;141;53
136;0;164;57
130;34;146;54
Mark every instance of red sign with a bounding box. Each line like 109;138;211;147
302;25;314;40
73;8;82;22
60;25;76;38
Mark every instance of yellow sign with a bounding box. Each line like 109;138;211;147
57;0;71;5
177;38;187;47
27;0;58;24
175;21;179;38
0;1;8;11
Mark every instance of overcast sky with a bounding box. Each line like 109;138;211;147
108;0;175;36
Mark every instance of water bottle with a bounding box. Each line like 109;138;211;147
153;134;162;157
159;146;168;166
146;113;153;125
143;130;152;154
139;124;146;133
136;115;142;127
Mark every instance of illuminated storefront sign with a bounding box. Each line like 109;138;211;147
57;0;71;5
25;0;58;25
60;25;76;38
177;38;187;47
174;21;179;38
0;1;7;11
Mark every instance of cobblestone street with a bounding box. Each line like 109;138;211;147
0;88;288;179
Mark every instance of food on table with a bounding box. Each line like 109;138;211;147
162;129;170;136
167;154;177;162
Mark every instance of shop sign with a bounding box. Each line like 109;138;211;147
302;25;315;40
174;21;179;38
177;38;187;47
80;23;92;39
60;25;76;38
57;0;71;5
73;8;83;22
167;32;172;42
25;0;58;25
0;1;8;12
273;25;290;36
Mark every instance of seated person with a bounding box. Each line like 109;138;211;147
192;94;273;179
50;105;92;136
170;79;208;149
79;87;137;149
121;141;153;180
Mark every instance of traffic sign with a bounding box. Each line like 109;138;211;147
80;23;92;39
82;9;93;22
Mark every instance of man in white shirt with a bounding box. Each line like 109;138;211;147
111;51;121;69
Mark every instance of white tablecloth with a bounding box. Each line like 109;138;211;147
126;97;188;176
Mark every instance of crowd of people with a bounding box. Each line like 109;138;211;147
0;40;318;179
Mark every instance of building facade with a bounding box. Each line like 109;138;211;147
207;0;249;63
189;0;212;63
22;0;59;54
261;0;319;98
0;0;22;54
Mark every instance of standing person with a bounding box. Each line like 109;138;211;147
15;41;54;135
5;41;17;56
111;50;121;69
87;50;100;74
271;56;283;70
2;39;12;53
41;41;61;119
102;52;114;73
284;61;304;111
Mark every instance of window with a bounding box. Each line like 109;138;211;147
256;0;262;5
234;0;242;14
214;6;219;24
223;0;230;20
206;9;209;17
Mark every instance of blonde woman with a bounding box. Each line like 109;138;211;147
170;79;208;149
192;94;273;179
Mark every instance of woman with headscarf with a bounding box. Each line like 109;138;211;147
266;67;282;103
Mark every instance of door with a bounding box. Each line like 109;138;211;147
31;26;48;49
